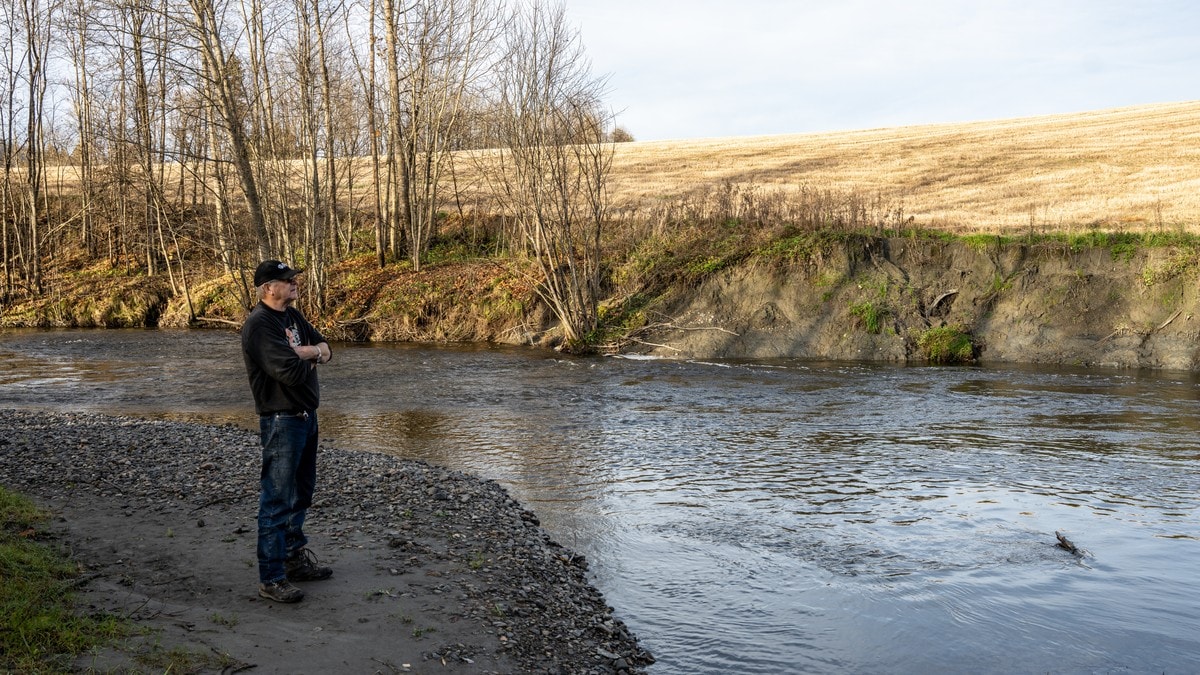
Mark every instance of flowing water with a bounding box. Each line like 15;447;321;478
2;328;1199;673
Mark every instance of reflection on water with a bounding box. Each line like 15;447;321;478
2;328;1200;673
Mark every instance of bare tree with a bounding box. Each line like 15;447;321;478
185;0;270;260
344;0;385;266
288;0;332;303
0;0;628;336
489;0;612;350
238;0;291;262
609;125;633;143
380;0;407;262
394;0;498;271
1;0;21;295
14;0;59;293
128;0;168;278
62;0;97;256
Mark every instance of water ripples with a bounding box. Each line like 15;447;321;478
3;331;1200;673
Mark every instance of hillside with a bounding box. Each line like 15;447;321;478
601;101;1200;233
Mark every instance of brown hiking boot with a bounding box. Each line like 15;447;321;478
258;579;305;603
286;548;333;582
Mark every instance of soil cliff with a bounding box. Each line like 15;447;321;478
630;237;1200;370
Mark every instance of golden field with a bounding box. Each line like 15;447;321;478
34;100;1200;237
601;100;1200;233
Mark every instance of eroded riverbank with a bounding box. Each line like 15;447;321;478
6;236;1199;371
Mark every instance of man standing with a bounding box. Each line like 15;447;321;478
242;260;334;603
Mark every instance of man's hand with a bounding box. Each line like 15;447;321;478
294;344;323;363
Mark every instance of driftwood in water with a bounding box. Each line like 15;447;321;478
194;316;243;328
1055;530;1082;555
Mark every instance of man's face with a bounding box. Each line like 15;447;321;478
267;278;299;304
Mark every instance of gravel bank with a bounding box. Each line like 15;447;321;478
0;409;654;674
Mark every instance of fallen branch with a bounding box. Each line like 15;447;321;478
1055;530;1083;556
627;338;683;352
597;312;740;354
60;572;104;591
667;323;738;336
1153;309;1182;333
218;654;257;675
1098;309;1183;346
369;657;404;674
121;597;154;621
496;321;542;343
193;317;242;327
189;492;255;513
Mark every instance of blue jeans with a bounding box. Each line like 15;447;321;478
257;411;318;584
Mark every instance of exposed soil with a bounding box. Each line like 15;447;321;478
636;237;1200;370
0;410;653;675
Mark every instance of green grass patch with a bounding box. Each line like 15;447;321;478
849;301;888;334
0;487;127;673
1044;230;1200;255
960;233;1012;251
988;273;1013;294
755;229;852;264
686;255;732;276
917;325;976;364
1141;248;1200;286
878;226;1200;254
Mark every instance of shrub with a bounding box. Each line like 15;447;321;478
609;127;635;143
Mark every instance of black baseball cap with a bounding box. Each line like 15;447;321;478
254;260;303;286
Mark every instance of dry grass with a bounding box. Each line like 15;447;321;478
600;101;1200;233
37;101;1200;237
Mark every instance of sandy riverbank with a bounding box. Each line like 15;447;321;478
0;410;653;674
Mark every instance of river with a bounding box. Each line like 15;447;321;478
2;328;1199;673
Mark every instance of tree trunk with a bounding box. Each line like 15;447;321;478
188;0;269;261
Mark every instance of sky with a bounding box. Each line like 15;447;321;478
562;0;1200;141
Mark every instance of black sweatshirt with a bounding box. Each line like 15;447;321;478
241;302;328;416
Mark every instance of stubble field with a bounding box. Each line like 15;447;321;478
599;100;1200;233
